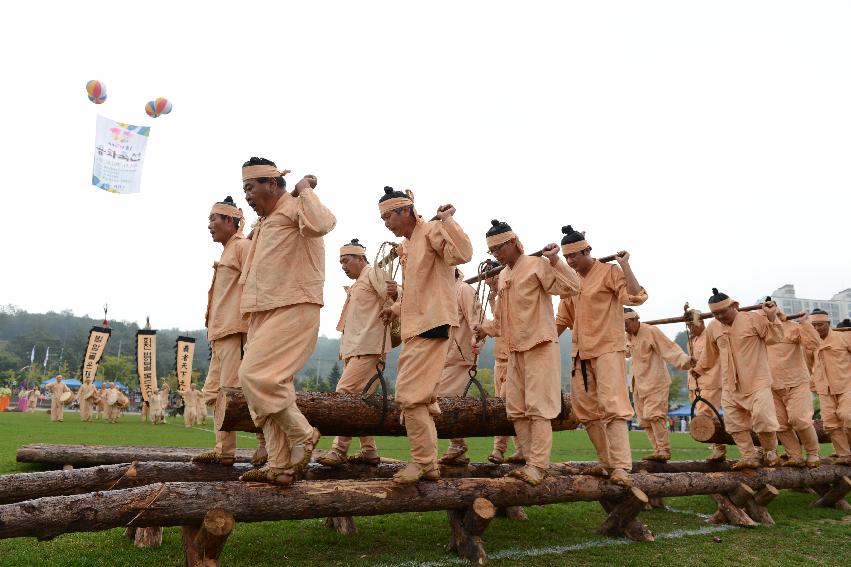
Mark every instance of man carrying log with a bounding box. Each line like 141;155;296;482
437;268;483;466
686;316;726;462
809;309;851;465
556;226;647;487
474;220;580;485
691;289;783;469
486;270;523;465
624;308;691;463
77;381;97;422
761;308;822;467
378;186;473;484
317;239;395;468
45;375;71;422
237;157;336;486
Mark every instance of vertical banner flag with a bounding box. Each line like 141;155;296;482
92;115;151;194
136;330;158;401
174;336;196;393
80;326;111;384
43;347;50;369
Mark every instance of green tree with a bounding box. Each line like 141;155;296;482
327;362;341;391
101;355;135;387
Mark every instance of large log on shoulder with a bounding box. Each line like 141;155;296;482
216;388;580;437
1;464;849;540
691;416;829;445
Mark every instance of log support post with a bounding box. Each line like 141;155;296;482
597;487;654;541
324;516;358;535
708;493;757;527
648;496;665;509
182;508;235;567
811;476;851;510
728;483;774;525
447;497;495;565
134;526;163;548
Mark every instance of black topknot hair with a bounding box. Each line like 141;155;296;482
345;238;365;249
837;318;851;328
624;307;635;314
812;308;829;316
219;196;235;205
486;219;512;237
709;288;730;303
560;225;586;246
379;186;408;203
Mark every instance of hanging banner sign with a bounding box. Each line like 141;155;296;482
136;330;158;401
80;326;111;384
91;115;151;194
175;336;196;393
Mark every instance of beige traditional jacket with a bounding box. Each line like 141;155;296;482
240;188;336;313
482;255;580;352
626;323;691;397
556;260;648;360
337;265;393;358
206;233;251;341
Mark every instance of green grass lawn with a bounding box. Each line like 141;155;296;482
0;411;848;566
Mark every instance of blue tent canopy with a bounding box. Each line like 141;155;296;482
668;404;723;417
42;377;82;388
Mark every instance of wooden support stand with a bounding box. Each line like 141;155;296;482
811;476;851;510
598;487;654;541
182;508;234;567
691;415;828;445
324;516;358;535
728;483;775;525
708;494;757;527
496;506;528;521
134;526;163;548
447;497;495;565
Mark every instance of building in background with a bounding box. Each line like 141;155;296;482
763;285;851;325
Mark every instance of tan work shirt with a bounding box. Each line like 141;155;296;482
206;233;251;341
626;323;691;397
392;216;473;340
693;311;783;395
765;318;820;390
446;279;482;366
810;329;851;396
337;265;393;358
688;326;722;391
240;188;336;313
46;381;70;401
556;260;648;360
482;255;580;352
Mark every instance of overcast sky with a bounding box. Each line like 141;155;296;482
1;1;849;339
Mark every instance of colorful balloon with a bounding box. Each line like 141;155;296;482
86;80;107;104
145;97;173;118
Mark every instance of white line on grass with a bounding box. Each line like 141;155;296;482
379;524;740;567
191;425;258;441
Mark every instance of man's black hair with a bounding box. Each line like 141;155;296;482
243;156;286;189
486;219;512;237
378;186;413;215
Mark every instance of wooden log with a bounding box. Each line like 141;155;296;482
811;476;851;509
182;508;234;567
709;494;758;527
811;483;851;511
16;444;257;467
729;483;774;525
123;526;137;540
500;506;528;521
690;415;829;445
463;254;617;285
597;487;650;538
324;516;358;535
647;496;665;509
447;497;495;564
216;388;580;437
754;484;780;506
0;458;736;506
15;442;738;472
645;303;804;326
133;526;163;548
6;465;848;540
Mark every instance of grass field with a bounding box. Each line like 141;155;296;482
0;411;848;566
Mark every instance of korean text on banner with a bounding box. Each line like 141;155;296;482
136;330;158;401
80;326;111;384
91;115;150;194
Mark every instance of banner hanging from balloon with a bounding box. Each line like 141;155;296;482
174;336;196;393
136;329;158;401
80;326;111;384
91;115;150;194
